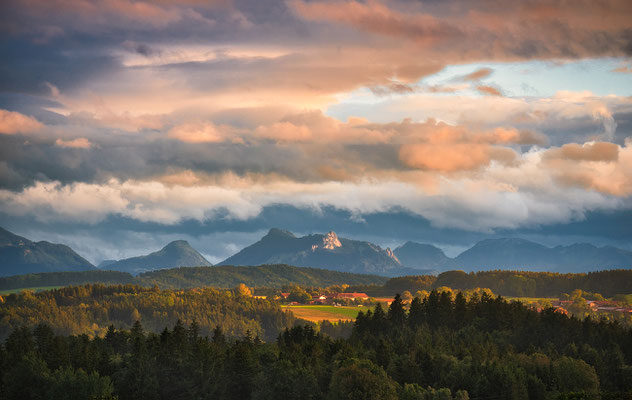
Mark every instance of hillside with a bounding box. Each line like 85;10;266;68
0;227;95;277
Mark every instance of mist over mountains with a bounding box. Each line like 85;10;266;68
1;226;632;277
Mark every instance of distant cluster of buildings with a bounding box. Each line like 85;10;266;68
550;300;632;316
280;292;370;305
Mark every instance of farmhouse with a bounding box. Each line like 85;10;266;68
310;295;328;305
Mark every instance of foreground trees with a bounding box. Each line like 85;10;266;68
1;289;631;399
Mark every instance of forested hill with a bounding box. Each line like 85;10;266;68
0;270;135;290
0;284;294;342
349;269;632;298
2;291;631;399
0;264;388;291
137;264;388;289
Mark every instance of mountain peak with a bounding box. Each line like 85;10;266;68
218;228;403;275
264;228;296;239
104;240;211;275
164;240;192;249
322;231;342;250
393;241;449;270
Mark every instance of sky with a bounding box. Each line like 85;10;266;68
0;0;631;264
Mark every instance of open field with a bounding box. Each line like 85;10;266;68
0;286;62;295
282;305;369;322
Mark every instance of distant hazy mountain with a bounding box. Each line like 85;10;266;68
0;227;95;277
104;240;212;275
394;241;451;270
452;238;632;272
218;228;412;276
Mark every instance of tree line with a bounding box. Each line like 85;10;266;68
0;264;387;291
349;269;632;298
2;289;631;399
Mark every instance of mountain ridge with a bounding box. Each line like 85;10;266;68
0;227;96;277
397;237;632;272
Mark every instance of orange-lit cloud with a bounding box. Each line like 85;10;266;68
167;122;229;143
460;68;493;81
55;137;93;149
544;142;619;162
477;85;503;96
0;110;44;135
399;143;516;172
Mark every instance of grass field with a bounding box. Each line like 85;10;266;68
0;286;62;295
282;305;369;322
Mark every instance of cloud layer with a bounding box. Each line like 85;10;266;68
0;0;631;259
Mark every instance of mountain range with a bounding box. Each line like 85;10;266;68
221;229;632;275
447;238;632;272
1;226;632;277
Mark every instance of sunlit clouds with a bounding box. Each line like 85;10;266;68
0;0;631;259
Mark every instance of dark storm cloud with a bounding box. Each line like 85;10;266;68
0;38;120;95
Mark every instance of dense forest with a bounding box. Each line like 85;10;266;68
139;264;388;289
0;284;295;342
0;264;387;291
349;269;632;298
2;291;631;399
0;270;136;290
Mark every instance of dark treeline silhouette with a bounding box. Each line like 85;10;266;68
349;269;632;298
2;290;631;399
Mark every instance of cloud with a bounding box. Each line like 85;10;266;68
459;68;493;81
476;85;503;96
0;110;44;134
0;156;626;233
544;142;619;162
55;137;93;149
290;0;632;59
167;122;229;143
613;65;632;73
399;143;516;172
288;0;461;45
541;141;632;196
